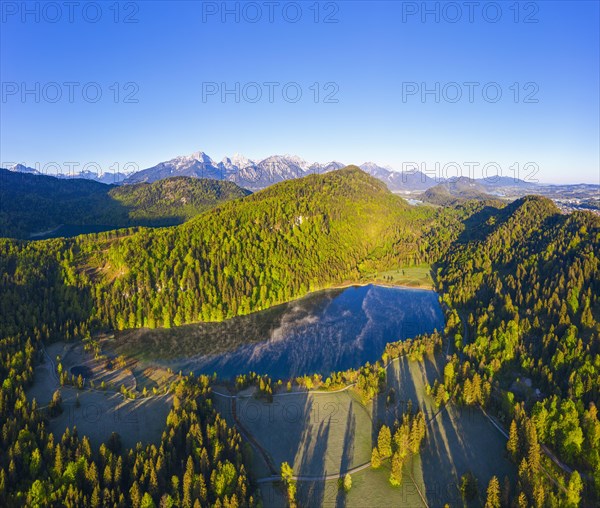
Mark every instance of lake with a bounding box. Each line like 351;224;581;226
115;284;444;380
30;224;121;239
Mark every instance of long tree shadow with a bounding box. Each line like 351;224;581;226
377;352;480;506
233;391;333;507
296;418;331;507
419;402;518;507
335;404;356;508
373;356;421;439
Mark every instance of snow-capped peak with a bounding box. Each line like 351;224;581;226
360;162;386;172
187;151;214;164
279;154;310;170
8;163;39;174
223;153;255;168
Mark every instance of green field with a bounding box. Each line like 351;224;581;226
214;351;516;507
236;390;372;477
295;463;426;508
384;355;516;506
48;389;173;450
364;264;433;289
413;405;516;506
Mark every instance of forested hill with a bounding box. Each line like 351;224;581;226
420;176;495;206
1;167;600;504
109;176;251;225
440;193;600;400
75;166;435;328
0;169;115;238
0;169;250;238
437;194;600;505
0;166;453;334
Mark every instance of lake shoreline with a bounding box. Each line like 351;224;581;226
324;279;434;292
29;224;64;239
111;279;437;338
112;284;445;380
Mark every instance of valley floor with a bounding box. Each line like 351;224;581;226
25;336;515;507
213;353;516;508
26;341;173;449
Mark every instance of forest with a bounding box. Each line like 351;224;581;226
435;196;600;506
0;166;598;506
2;167;470;332
0;169;250;238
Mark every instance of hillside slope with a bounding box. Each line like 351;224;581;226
0;169;249;238
82;166;432;327
437;195;600;504
109;176;250;225
421;176;494;205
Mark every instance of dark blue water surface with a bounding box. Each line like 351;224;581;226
181;285;444;379
31;224;121;239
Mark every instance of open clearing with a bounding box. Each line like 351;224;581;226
26;341;173;450
413;405;516;506
383;354;516;506
215;351;516;507
48;388;172;449
297;462;426;508
365;264;433;289
259;463;426;508
236;390;373;477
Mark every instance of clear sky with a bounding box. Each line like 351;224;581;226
1;0;599;184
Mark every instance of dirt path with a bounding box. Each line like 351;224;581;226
231;397;279;476
212;382;356;400
255;455;429;508
40;342;60;384
216;382;446;498
255;460;373;484
480;406;568;493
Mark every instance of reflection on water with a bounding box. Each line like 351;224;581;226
116;285;444;380
31;224;122;239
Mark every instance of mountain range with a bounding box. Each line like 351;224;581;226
7;152;597;212
7;153;544;193
122;152;436;191
5;163;128;184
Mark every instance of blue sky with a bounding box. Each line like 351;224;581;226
1;0;598;184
